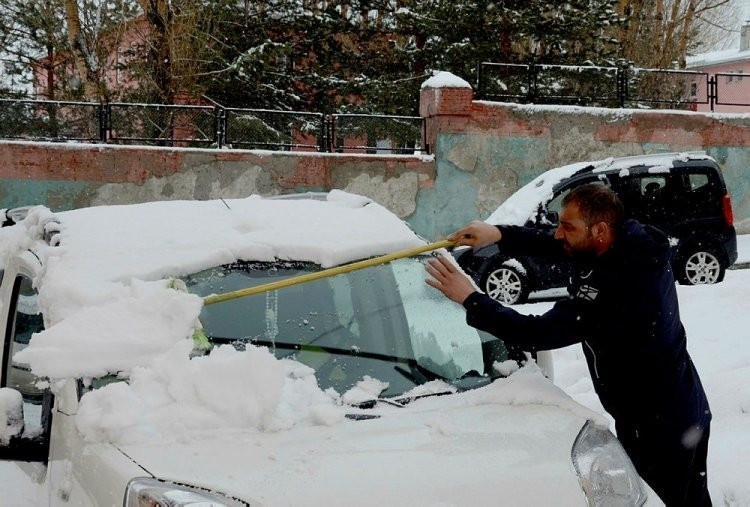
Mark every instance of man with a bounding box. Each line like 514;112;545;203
426;183;711;506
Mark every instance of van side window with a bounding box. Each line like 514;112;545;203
639;176;667;199
688;173;710;191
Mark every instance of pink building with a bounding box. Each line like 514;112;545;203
32;16;148;101
686;23;750;113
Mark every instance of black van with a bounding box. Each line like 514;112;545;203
456;152;738;304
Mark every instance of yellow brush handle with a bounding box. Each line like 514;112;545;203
203;239;456;306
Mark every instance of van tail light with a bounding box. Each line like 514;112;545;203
723;194;735;227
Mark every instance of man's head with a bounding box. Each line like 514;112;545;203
554;183;624;257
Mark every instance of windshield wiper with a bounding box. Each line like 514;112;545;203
208;336;440;375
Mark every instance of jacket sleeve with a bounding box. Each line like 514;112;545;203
497;225;564;257
463;291;591;351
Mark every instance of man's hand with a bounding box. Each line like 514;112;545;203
425;255;477;305
450;220;501;248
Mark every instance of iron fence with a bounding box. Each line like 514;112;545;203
223;108;324;151
0;99;427;154
714;72;750;106
477;62;738;110
0;99;103;142
107;103;218;147
329;114;426;154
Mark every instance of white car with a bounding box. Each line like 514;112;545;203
0;191;661;506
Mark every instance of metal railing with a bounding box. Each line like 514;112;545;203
477;62;740;110
108;103;217;147
329;114;427;154
0;99;428;154
223;108;325;151
0;99;104;142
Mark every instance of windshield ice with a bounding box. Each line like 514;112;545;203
185;257;512;398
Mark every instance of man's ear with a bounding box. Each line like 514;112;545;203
591;221;608;240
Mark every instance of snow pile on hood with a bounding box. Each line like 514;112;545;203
75;341;345;445
405;361;608;429
73;346;595;446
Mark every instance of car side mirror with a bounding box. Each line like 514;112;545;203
0;387;50;462
0;387;25;445
538;211;559;227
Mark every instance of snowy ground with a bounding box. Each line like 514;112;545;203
2;235;749;506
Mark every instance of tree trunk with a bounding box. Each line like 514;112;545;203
63;0;98;99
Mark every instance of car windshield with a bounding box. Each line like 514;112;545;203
183;257;518;399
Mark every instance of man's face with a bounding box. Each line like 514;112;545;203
554;202;596;256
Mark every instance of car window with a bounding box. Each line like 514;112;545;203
2;275;47;436
184;258;504;399
688;173;710;191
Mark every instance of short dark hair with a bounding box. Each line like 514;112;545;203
562;183;625;230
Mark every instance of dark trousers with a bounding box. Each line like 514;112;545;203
618;422;712;506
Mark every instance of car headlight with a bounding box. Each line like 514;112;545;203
572;420;648;507
124;477;247;507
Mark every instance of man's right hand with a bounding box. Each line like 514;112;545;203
449;220;502;248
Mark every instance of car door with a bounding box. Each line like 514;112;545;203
0;256;55;505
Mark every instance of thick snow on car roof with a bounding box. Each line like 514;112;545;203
485;152;712;226
4;191;424;379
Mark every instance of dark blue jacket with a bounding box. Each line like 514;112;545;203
463;220;711;438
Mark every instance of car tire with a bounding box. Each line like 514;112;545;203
675;246;725;285
482;263;530;304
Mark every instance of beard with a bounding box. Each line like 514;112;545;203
560;236;598;261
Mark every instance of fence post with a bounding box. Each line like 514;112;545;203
526;60;536;103
708;76;716;112
616;62;628;108
215;106;225;149
326;115;335;152
99;103;110;143
476;63;484;99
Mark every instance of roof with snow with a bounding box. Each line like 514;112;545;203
686;47;750;68
485;151;713;226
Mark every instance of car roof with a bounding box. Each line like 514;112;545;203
0;190;424;317
486;152;716;225
3;190;423;274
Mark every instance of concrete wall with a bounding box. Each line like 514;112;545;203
2;75;750;240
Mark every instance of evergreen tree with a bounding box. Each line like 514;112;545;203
0;0;139;101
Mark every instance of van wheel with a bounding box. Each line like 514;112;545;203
676;248;725;285
483;264;529;304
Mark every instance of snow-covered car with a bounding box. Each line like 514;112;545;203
457;151;738;304
0;192;661;506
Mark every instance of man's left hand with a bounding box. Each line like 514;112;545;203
425;255;477;305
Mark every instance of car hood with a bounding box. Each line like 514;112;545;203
118;376;600;506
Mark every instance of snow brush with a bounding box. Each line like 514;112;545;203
202;238;457;306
